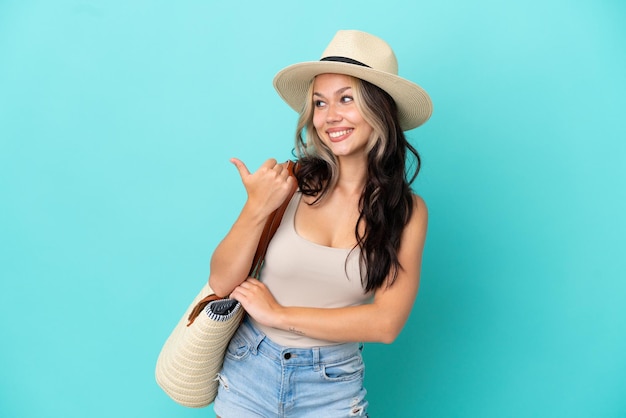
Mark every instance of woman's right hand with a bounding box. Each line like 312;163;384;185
208;157;295;297
231;158;295;220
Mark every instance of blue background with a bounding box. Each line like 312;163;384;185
1;0;625;417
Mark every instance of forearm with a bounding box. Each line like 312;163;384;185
208;204;267;297
272;303;408;344
232;270;419;344
267;273;419;344
209;158;296;297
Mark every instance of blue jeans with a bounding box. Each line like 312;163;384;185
214;317;369;417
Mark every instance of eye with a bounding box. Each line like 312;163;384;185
340;95;354;104
314;99;326;108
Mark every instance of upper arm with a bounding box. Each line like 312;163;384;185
371;194;428;342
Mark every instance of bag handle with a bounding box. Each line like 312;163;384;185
187;160;298;326
250;160;297;278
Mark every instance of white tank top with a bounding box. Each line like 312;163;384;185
250;191;373;347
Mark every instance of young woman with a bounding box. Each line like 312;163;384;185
209;30;432;417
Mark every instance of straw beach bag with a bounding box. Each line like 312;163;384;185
155;161;297;408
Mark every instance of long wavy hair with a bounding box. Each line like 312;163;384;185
294;76;421;293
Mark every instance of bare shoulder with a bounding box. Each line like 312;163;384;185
410;193;428;230
391;193;428;274
397;194;428;252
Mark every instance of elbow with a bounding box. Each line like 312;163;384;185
378;330;400;345
208;275;230;298
375;319;403;344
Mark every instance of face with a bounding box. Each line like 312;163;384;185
312;73;374;160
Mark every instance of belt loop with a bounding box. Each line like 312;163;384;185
313;347;321;371
244;318;266;355
250;332;264;355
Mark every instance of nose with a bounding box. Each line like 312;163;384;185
326;103;342;123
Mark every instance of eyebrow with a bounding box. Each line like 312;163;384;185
313;86;352;99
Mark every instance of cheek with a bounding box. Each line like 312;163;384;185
346;109;371;134
347;108;366;125
312;110;325;131
363;124;374;139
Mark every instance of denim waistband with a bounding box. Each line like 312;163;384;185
239;316;363;367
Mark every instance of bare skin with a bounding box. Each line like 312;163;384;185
208;157;295;298
209;73;428;346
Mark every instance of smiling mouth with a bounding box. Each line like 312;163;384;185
328;129;353;139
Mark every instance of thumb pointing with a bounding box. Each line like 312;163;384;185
230;158;250;179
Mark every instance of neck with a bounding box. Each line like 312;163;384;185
335;157;367;195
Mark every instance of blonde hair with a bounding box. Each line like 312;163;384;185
294;75;385;198
292;74;421;292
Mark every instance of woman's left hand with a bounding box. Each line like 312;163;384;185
230;278;283;327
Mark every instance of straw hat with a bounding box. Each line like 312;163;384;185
273;30;433;131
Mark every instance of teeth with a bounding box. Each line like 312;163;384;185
328;129;352;138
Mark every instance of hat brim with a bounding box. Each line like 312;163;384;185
273;61;433;131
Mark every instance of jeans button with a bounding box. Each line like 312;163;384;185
283;352;291;360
